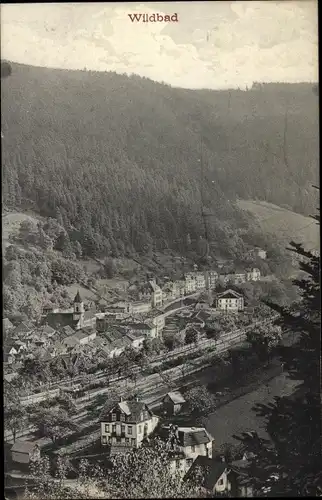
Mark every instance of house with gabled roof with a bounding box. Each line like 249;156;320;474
214;289;244;313
12;320;35;337
184;456;232;495
159;424;214;476
72;327;97;345
162;391;186;416
100;397;159;453
3;345;18;364
59;325;75;339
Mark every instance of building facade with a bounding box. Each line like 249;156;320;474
149;279;163;308
100;398;159;450
246;268;261;282
206;271;219;289
215;289;244;312
184;274;196;294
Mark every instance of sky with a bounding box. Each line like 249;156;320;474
1;1;318;89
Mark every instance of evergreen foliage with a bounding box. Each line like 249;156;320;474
234;203;321;496
1;63;319;260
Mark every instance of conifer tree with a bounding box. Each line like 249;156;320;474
235;196;321;496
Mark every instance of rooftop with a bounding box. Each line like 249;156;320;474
11;440;39;454
73;329;96;341
184;456;227;490
13;321;35;334
216;289;242;299
126;322;152;330
101;399;153;423
177;427;213;447
164;391;186;405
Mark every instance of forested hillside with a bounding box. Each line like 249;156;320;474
1;62;319;260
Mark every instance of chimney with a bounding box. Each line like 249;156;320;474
136;397;139;402
120;396;123;402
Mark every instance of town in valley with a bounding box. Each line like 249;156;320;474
2;1;320;498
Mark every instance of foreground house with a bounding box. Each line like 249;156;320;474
214;289;244;313
160;425;214;476
184;456;232;495
100;398;159;453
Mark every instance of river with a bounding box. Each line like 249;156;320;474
205;371;299;447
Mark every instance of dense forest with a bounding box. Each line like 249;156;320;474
1;62;319;260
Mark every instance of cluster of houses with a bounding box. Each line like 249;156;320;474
3;270;252;372
3;258;263;377
158;267;260;303
3;292;167;369
10;391;252;496
98;393;253;496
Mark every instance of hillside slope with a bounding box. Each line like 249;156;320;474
1;63;319;260
237;200;320;252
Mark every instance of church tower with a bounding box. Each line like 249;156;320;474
73;290;84;323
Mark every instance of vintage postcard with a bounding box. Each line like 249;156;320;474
2;2;320;498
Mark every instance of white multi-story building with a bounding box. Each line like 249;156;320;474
206;271;219;289
100;398;159;452
145;310;165;336
246;268;261;282
149;279;163;308
184;274;197;294
161;425;214;476
194;272;206;290
215;289;244;312
130;301;152;315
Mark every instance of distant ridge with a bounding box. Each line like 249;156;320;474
1;62;319;259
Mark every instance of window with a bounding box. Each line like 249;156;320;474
121;425;125;433
120;414;125;422
104;424;109;433
128;426;133;435
125;438;130;444
111;413;116;421
217;478;224;486
131;438;136;446
138;425;142;434
176;460;181;469
191;445;196;453
102;435;107;444
112;425;116;433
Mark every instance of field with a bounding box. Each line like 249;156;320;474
237;199;320;252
